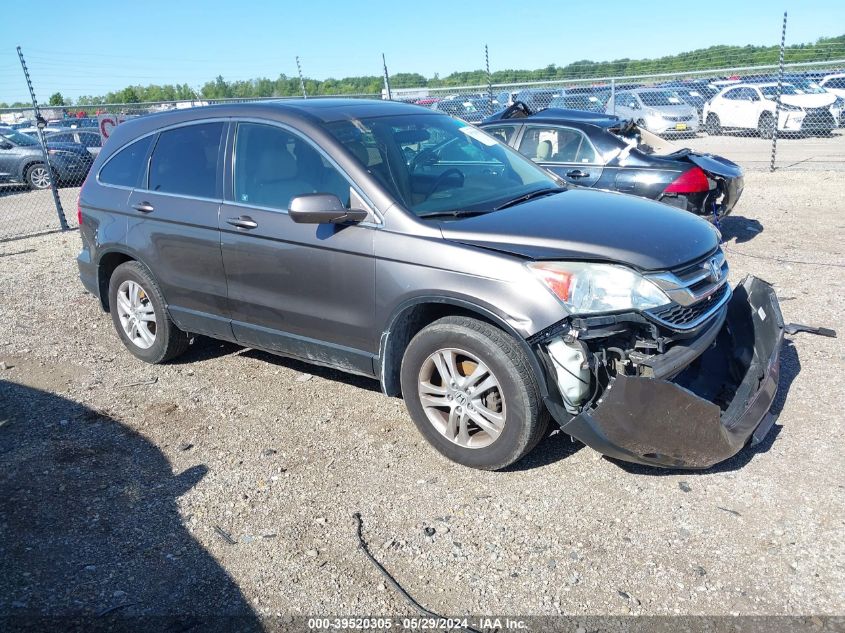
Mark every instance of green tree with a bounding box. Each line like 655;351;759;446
48;92;65;106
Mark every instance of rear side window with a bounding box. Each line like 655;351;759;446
99;135;154;188
149;122;223;198
483;125;518;144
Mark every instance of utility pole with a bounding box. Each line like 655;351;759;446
382;53;392;101
296;56;307;99
17;45;68;230
771;11;787;172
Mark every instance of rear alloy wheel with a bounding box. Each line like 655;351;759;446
26;164;52;190
108;261;190;364
400;316;548;470
758;113;775;139
705;113;721;135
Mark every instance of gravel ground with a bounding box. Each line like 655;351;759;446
0;170;843;625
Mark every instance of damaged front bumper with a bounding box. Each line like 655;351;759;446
543;276;783;469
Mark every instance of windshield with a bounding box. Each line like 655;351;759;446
638;91;684;107
1;130;39;146
759;84;803;99
787;79;827;95
324;113;559;217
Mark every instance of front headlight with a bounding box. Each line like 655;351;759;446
527;262;672;314
780;103;803;112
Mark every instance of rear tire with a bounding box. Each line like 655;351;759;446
758;113;775;139
108;261;190;364
400;316;549;470
25;163;51;190
705;113;721;135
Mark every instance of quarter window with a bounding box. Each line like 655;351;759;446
99;135;154;188
148;122;223;198
233;123;351;210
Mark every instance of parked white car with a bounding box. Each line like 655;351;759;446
703;82;837;138
819;73;845;98
607;88;699;134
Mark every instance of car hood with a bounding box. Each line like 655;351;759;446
439;188;719;271
646;104;696;116
780;93;836;108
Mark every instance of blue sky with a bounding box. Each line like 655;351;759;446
1;0;843;103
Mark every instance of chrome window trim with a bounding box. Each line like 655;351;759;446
229;118;383;226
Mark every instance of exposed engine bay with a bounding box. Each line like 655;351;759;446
532;276;785;468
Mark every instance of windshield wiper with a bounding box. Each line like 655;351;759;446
493;187;564;211
417;210;492;219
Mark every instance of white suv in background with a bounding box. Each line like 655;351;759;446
703;82;837;138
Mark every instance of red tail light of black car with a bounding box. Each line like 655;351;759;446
664;166;710;194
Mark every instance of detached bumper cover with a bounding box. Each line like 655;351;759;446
552;276;783;469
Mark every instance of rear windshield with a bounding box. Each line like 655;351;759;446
639;91;684;107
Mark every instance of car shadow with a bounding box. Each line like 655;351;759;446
610;339;800;476
504;428;585;472
719;215;764;244
0;380;263;632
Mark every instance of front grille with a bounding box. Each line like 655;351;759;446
665;115;694;122
647;283;730;329
802;108;835;132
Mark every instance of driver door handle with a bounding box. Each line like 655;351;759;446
226;215;258;230
132;201;154;213
566;169;590;179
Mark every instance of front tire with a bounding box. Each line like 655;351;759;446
400;316;548;470
108;261;190;364
705;113;721;135
26;163;52;190
758;113;775;139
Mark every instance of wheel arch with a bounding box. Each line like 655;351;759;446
96;248;142;312
378;296;549;399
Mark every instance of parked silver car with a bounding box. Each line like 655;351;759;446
607;88;700;134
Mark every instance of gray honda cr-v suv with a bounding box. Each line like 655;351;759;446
77;99;783;470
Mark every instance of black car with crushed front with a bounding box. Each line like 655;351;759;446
480;104;743;221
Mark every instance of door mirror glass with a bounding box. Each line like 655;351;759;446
289;193;368;224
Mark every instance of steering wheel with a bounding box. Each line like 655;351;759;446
424;168;464;200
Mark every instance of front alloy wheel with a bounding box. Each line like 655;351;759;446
417;348;506;449
27;164;51;190
400;316;548;470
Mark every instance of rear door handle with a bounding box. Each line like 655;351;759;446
566;169;590;179
132;201;154;213
226;216;258;230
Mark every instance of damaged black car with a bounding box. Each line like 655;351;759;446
480;103;743;220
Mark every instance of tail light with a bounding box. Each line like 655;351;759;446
77;175;88;225
664;166;710;194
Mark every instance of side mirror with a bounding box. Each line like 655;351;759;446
0;141;12;150
289;193;368;224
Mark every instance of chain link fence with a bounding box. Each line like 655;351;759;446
2;31;844;241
